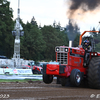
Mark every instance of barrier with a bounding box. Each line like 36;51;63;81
0;68;5;74
14;69;33;74
0;68;33;75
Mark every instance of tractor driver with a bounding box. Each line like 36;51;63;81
83;40;92;66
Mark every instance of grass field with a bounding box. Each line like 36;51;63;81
0;79;42;82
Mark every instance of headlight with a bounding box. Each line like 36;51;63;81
95;53;97;56
65;48;68;52
91;53;93;56
56;47;59;52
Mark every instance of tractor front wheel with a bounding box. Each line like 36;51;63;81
70;69;81;86
43;74;53;84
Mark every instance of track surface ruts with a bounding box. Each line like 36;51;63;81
0;80;100;100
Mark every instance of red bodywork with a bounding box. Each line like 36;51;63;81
21;65;31;69
46;46;100;78
46;47;85;77
33;65;43;72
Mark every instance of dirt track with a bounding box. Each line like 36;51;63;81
0;79;100;100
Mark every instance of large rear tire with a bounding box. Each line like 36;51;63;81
70;69;82;86
88;57;100;89
43;74;53;84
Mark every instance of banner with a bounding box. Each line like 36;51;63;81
3;68;32;75
14;69;32;74
0;68;5;74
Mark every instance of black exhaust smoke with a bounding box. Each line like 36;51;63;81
66;19;79;41
66;19;80;46
67;0;100;19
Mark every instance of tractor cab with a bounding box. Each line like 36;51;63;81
81;37;94;66
81;36;100;66
81;36;95;52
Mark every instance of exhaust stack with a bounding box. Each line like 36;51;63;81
69;40;72;47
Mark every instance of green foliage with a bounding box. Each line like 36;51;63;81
93;34;100;52
0;0;14;58
41;25;68;61
89;27;100;52
20;22;45;61
90;27;98;37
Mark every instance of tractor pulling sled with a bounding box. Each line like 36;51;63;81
43;31;100;89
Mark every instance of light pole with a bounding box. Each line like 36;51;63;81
12;0;24;68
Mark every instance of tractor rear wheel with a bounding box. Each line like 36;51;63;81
43;74;53;84
88;57;100;89
70;69;81;86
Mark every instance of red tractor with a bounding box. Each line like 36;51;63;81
43;31;100;89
